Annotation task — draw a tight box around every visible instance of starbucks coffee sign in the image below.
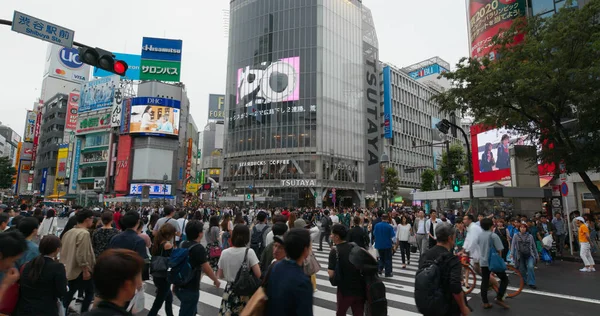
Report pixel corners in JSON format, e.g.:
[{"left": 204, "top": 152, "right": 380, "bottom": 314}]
[{"left": 280, "top": 179, "right": 317, "bottom": 187}]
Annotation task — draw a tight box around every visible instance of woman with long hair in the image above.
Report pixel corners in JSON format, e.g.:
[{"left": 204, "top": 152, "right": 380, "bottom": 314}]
[
  {"left": 147, "top": 224, "right": 176, "bottom": 316},
  {"left": 206, "top": 216, "right": 222, "bottom": 271},
  {"left": 396, "top": 215, "right": 412, "bottom": 268},
  {"left": 14, "top": 235, "right": 67, "bottom": 316},
  {"left": 287, "top": 211, "right": 297, "bottom": 230},
  {"left": 147, "top": 213, "right": 160, "bottom": 241},
  {"left": 92, "top": 211, "right": 119, "bottom": 258},
  {"left": 480, "top": 142, "right": 496, "bottom": 172},
  {"left": 38, "top": 209, "right": 58, "bottom": 238},
  {"left": 221, "top": 214, "right": 232, "bottom": 250}
]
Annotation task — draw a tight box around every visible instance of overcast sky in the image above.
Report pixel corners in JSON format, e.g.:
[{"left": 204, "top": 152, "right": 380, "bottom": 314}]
[{"left": 1, "top": 0, "right": 468, "bottom": 138}]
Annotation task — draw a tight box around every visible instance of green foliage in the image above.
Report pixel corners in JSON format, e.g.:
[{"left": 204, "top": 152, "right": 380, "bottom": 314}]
[
  {"left": 0, "top": 156, "right": 16, "bottom": 189},
  {"left": 382, "top": 167, "right": 400, "bottom": 199},
  {"left": 439, "top": 143, "right": 468, "bottom": 187},
  {"left": 433, "top": 1, "right": 600, "bottom": 205},
  {"left": 421, "top": 169, "right": 437, "bottom": 191}
]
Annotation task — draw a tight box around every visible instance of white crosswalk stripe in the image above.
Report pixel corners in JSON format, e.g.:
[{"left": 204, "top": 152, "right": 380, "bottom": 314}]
[{"left": 139, "top": 242, "right": 471, "bottom": 315}]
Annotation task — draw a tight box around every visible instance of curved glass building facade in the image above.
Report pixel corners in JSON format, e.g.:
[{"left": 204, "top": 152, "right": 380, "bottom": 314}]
[{"left": 223, "top": 0, "right": 381, "bottom": 207}]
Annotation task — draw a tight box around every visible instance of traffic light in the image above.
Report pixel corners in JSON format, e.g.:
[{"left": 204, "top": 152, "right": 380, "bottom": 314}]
[
  {"left": 451, "top": 178, "right": 461, "bottom": 192},
  {"left": 78, "top": 47, "right": 128, "bottom": 76}
]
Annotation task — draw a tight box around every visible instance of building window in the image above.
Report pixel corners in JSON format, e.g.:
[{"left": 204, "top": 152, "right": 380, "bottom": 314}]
[{"left": 532, "top": 0, "right": 555, "bottom": 15}]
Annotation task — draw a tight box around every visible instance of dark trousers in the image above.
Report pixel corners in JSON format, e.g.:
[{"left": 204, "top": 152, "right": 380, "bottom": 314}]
[
  {"left": 377, "top": 248, "right": 393, "bottom": 275},
  {"left": 480, "top": 267, "right": 508, "bottom": 304},
  {"left": 148, "top": 277, "right": 173, "bottom": 316},
  {"left": 336, "top": 291, "right": 365, "bottom": 316},
  {"left": 399, "top": 241, "right": 411, "bottom": 264},
  {"left": 174, "top": 287, "right": 199, "bottom": 316},
  {"left": 63, "top": 273, "right": 94, "bottom": 313},
  {"left": 555, "top": 234, "right": 566, "bottom": 255},
  {"left": 319, "top": 231, "right": 331, "bottom": 249}
]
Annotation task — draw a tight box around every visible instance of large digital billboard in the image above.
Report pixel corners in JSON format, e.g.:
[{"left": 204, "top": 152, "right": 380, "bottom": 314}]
[
  {"left": 236, "top": 56, "right": 300, "bottom": 107},
  {"left": 468, "top": 0, "right": 527, "bottom": 60},
  {"left": 471, "top": 124, "right": 554, "bottom": 183},
  {"left": 129, "top": 97, "right": 181, "bottom": 136}
]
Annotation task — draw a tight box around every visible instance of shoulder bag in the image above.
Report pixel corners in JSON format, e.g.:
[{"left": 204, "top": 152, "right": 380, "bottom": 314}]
[
  {"left": 150, "top": 243, "right": 169, "bottom": 278},
  {"left": 232, "top": 248, "right": 261, "bottom": 296},
  {"left": 488, "top": 234, "right": 507, "bottom": 273},
  {"left": 303, "top": 250, "right": 321, "bottom": 276}
]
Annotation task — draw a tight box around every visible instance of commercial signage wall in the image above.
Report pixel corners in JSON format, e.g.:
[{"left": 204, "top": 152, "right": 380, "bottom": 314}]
[
  {"left": 120, "top": 98, "right": 132, "bottom": 134},
  {"left": 65, "top": 92, "right": 79, "bottom": 131},
  {"left": 114, "top": 135, "right": 132, "bottom": 192},
  {"left": 93, "top": 53, "right": 141, "bottom": 80},
  {"left": 140, "top": 37, "right": 183, "bottom": 82},
  {"left": 111, "top": 88, "right": 123, "bottom": 128},
  {"left": 382, "top": 66, "right": 393, "bottom": 139},
  {"left": 43, "top": 44, "right": 90, "bottom": 83},
  {"left": 71, "top": 138, "right": 81, "bottom": 191},
  {"left": 468, "top": 0, "right": 527, "bottom": 60},
  {"left": 31, "top": 110, "right": 42, "bottom": 169},
  {"left": 79, "top": 76, "right": 120, "bottom": 113},
  {"left": 363, "top": 43, "right": 382, "bottom": 195},
  {"left": 40, "top": 168, "right": 48, "bottom": 195},
  {"left": 23, "top": 110, "right": 37, "bottom": 142},
  {"left": 408, "top": 63, "right": 448, "bottom": 80},
  {"left": 129, "top": 97, "right": 181, "bottom": 136},
  {"left": 236, "top": 56, "right": 300, "bottom": 107},
  {"left": 130, "top": 183, "right": 172, "bottom": 195},
  {"left": 53, "top": 144, "right": 68, "bottom": 194},
  {"left": 77, "top": 111, "right": 111, "bottom": 133},
  {"left": 208, "top": 94, "right": 225, "bottom": 121}
]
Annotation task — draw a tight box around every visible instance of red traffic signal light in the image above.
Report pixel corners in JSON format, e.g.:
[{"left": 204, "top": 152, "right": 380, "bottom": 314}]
[{"left": 78, "top": 46, "right": 128, "bottom": 76}]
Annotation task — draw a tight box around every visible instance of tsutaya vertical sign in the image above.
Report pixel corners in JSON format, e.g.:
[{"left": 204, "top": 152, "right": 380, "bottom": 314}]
[{"left": 363, "top": 42, "right": 381, "bottom": 195}]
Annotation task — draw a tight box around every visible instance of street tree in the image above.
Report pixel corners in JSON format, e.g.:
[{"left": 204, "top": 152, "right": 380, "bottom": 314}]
[
  {"left": 0, "top": 156, "right": 16, "bottom": 189},
  {"left": 421, "top": 169, "right": 437, "bottom": 192},
  {"left": 382, "top": 167, "right": 400, "bottom": 206},
  {"left": 433, "top": 1, "right": 600, "bottom": 206},
  {"left": 439, "top": 143, "right": 468, "bottom": 188}
]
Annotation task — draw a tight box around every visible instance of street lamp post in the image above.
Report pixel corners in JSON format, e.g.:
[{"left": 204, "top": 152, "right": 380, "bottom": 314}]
[
  {"left": 162, "top": 174, "right": 168, "bottom": 206},
  {"left": 435, "top": 119, "right": 475, "bottom": 211},
  {"left": 380, "top": 152, "right": 390, "bottom": 210}
]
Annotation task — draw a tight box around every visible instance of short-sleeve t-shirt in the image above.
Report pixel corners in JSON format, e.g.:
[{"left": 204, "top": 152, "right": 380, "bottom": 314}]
[
  {"left": 154, "top": 217, "right": 181, "bottom": 234},
  {"left": 179, "top": 240, "right": 207, "bottom": 291},
  {"left": 218, "top": 247, "right": 259, "bottom": 283},
  {"left": 477, "top": 231, "right": 504, "bottom": 267},
  {"left": 579, "top": 224, "right": 590, "bottom": 243}
]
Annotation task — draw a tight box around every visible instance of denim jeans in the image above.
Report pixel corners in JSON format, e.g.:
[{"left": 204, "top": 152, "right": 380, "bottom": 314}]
[
  {"left": 148, "top": 277, "right": 173, "bottom": 316},
  {"left": 518, "top": 256, "right": 536, "bottom": 286},
  {"left": 174, "top": 287, "right": 199, "bottom": 316},
  {"left": 377, "top": 248, "right": 393, "bottom": 275}
]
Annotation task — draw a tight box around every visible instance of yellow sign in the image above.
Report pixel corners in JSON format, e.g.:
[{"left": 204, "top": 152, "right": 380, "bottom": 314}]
[
  {"left": 13, "top": 142, "right": 22, "bottom": 184},
  {"left": 186, "top": 183, "right": 200, "bottom": 193},
  {"left": 209, "top": 169, "right": 220, "bottom": 175},
  {"left": 53, "top": 146, "right": 69, "bottom": 194}
]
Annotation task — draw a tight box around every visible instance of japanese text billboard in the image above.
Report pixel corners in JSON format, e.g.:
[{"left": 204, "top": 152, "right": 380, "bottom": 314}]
[
  {"left": 77, "top": 111, "right": 111, "bottom": 134},
  {"left": 65, "top": 92, "right": 79, "bottom": 131},
  {"left": 140, "top": 37, "right": 183, "bottom": 82},
  {"left": 130, "top": 183, "right": 172, "bottom": 195},
  {"left": 53, "top": 144, "right": 68, "bottom": 194},
  {"left": 114, "top": 135, "right": 132, "bottom": 193},
  {"left": 129, "top": 97, "right": 181, "bottom": 136},
  {"left": 468, "top": 0, "right": 526, "bottom": 60},
  {"left": 23, "top": 110, "right": 36, "bottom": 142},
  {"left": 79, "top": 76, "right": 119, "bottom": 113}
]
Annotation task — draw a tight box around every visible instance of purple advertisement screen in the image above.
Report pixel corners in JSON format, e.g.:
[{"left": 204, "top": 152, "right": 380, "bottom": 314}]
[{"left": 236, "top": 56, "right": 300, "bottom": 107}]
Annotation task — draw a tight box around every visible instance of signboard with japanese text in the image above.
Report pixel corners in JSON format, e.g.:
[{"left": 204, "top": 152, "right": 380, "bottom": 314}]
[
  {"left": 31, "top": 110, "right": 42, "bottom": 169},
  {"left": 140, "top": 59, "right": 181, "bottom": 82},
  {"left": 53, "top": 144, "right": 68, "bottom": 194},
  {"left": 71, "top": 139, "right": 81, "bottom": 191},
  {"left": 77, "top": 111, "right": 111, "bottom": 134},
  {"left": 12, "top": 11, "right": 74, "bottom": 47},
  {"left": 65, "top": 92, "right": 79, "bottom": 131},
  {"left": 130, "top": 183, "right": 172, "bottom": 195},
  {"left": 140, "top": 37, "right": 183, "bottom": 82},
  {"left": 23, "top": 111, "right": 37, "bottom": 142},
  {"left": 114, "top": 135, "right": 132, "bottom": 193},
  {"left": 79, "top": 76, "right": 120, "bottom": 113},
  {"left": 468, "top": 0, "right": 527, "bottom": 60},
  {"left": 111, "top": 88, "right": 123, "bottom": 127}
]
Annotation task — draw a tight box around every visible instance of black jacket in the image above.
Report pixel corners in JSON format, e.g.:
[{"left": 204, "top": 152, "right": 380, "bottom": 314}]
[
  {"left": 83, "top": 301, "right": 132, "bottom": 316},
  {"left": 14, "top": 257, "right": 68, "bottom": 316},
  {"left": 347, "top": 226, "right": 368, "bottom": 249}
]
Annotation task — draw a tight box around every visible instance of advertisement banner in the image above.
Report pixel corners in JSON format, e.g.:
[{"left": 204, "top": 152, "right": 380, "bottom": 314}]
[
  {"left": 19, "top": 142, "right": 34, "bottom": 161},
  {"left": 79, "top": 76, "right": 120, "bottom": 113},
  {"left": 186, "top": 138, "right": 193, "bottom": 180},
  {"left": 208, "top": 94, "right": 225, "bottom": 121},
  {"left": 24, "top": 111, "right": 36, "bottom": 142},
  {"left": 77, "top": 111, "right": 111, "bottom": 133},
  {"left": 71, "top": 139, "right": 81, "bottom": 191},
  {"left": 114, "top": 135, "right": 132, "bottom": 192},
  {"left": 141, "top": 37, "right": 183, "bottom": 62},
  {"left": 121, "top": 98, "right": 132, "bottom": 134},
  {"left": 31, "top": 110, "right": 42, "bottom": 169},
  {"left": 236, "top": 56, "right": 300, "bottom": 107},
  {"left": 186, "top": 183, "right": 200, "bottom": 193},
  {"left": 382, "top": 66, "right": 393, "bottom": 139},
  {"left": 65, "top": 92, "right": 79, "bottom": 131},
  {"left": 129, "top": 97, "right": 181, "bottom": 136},
  {"left": 111, "top": 88, "right": 123, "bottom": 127},
  {"left": 130, "top": 183, "right": 172, "bottom": 195},
  {"left": 139, "top": 59, "right": 181, "bottom": 82},
  {"left": 53, "top": 144, "right": 69, "bottom": 194},
  {"left": 468, "top": 0, "right": 526, "bottom": 60},
  {"left": 93, "top": 53, "right": 141, "bottom": 80},
  {"left": 408, "top": 63, "right": 448, "bottom": 80},
  {"left": 40, "top": 168, "right": 48, "bottom": 195},
  {"left": 43, "top": 44, "right": 90, "bottom": 83}
]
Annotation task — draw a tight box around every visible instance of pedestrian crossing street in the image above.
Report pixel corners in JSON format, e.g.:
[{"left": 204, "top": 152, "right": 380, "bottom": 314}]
[{"left": 139, "top": 242, "right": 477, "bottom": 315}]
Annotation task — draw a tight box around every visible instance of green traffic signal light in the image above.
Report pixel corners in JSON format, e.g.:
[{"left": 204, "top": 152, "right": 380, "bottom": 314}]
[{"left": 451, "top": 179, "right": 460, "bottom": 192}]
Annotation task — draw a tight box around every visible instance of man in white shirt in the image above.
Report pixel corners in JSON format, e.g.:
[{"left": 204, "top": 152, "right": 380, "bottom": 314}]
[
  {"left": 425, "top": 210, "right": 443, "bottom": 249},
  {"left": 330, "top": 209, "right": 340, "bottom": 224},
  {"left": 413, "top": 211, "right": 429, "bottom": 256},
  {"left": 176, "top": 210, "right": 188, "bottom": 245},
  {"left": 462, "top": 214, "right": 483, "bottom": 267}
]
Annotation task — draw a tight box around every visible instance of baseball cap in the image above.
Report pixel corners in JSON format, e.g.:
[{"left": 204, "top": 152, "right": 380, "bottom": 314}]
[
  {"left": 273, "top": 235, "right": 284, "bottom": 244},
  {"left": 575, "top": 216, "right": 586, "bottom": 223},
  {"left": 294, "top": 219, "right": 309, "bottom": 229}
]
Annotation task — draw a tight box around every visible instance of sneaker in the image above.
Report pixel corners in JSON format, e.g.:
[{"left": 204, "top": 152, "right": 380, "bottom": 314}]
[
  {"left": 591, "top": 268, "right": 596, "bottom": 272},
  {"left": 579, "top": 267, "right": 590, "bottom": 272},
  {"left": 401, "top": 264, "right": 406, "bottom": 269},
  {"left": 529, "top": 285, "right": 537, "bottom": 290}
]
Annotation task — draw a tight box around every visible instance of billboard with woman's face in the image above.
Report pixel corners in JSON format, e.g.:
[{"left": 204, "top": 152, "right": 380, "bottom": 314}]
[{"left": 128, "top": 97, "right": 181, "bottom": 136}]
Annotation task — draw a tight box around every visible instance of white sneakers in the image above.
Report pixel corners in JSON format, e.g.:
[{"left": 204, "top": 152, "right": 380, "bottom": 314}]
[{"left": 579, "top": 267, "right": 596, "bottom": 272}]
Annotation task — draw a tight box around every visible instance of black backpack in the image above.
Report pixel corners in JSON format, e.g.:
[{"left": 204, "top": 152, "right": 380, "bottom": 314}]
[
  {"left": 414, "top": 253, "right": 451, "bottom": 316},
  {"left": 250, "top": 225, "right": 269, "bottom": 257},
  {"left": 365, "top": 274, "right": 387, "bottom": 316}
]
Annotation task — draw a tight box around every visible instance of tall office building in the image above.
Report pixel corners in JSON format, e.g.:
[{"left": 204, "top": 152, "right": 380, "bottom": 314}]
[{"left": 221, "top": 0, "right": 381, "bottom": 207}]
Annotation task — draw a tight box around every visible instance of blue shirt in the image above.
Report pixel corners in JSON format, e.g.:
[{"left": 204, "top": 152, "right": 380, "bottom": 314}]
[
  {"left": 108, "top": 229, "right": 148, "bottom": 259},
  {"left": 16, "top": 240, "right": 40, "bottom": 268},
  {"left": 266, "top": 260, "right": 313, "bottom": 316},
  {"left": 373, "top": 222, "right": 394, "bottom": 250}
]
